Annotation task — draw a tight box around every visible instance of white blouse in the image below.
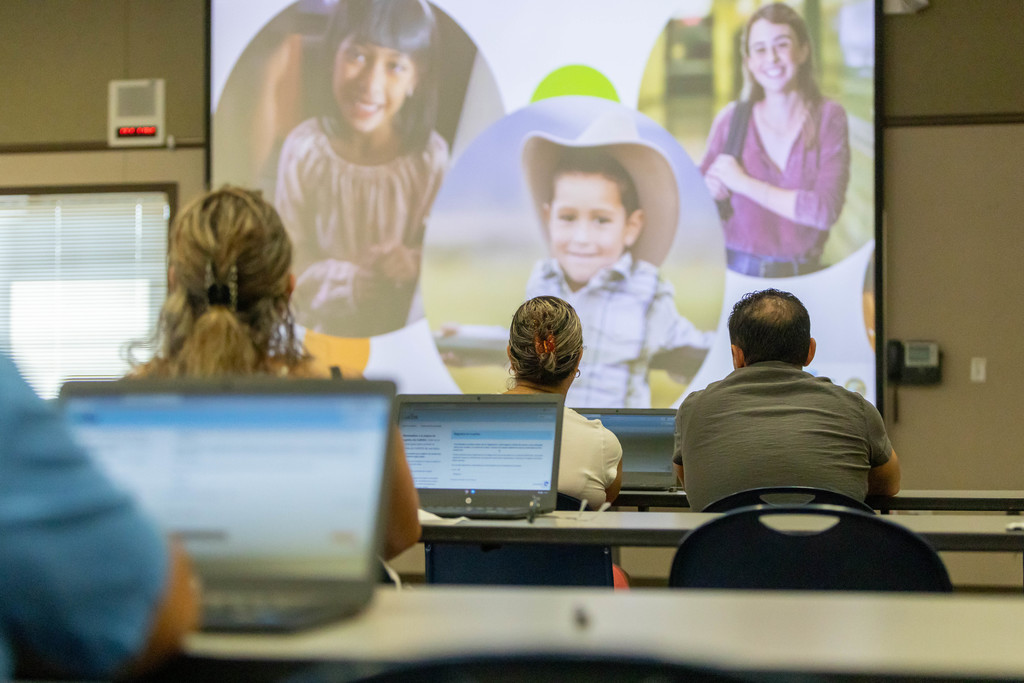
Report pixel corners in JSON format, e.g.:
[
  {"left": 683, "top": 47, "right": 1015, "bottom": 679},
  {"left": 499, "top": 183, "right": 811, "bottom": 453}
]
[{"left": 557, "top": 407, "right": 622, "bottom": 510}]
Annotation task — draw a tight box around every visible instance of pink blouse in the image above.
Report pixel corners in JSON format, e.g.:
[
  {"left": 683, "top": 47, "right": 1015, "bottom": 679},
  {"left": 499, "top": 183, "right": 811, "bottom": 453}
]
[
  {"left": 700, "top": 99, "right": 851, "bottom": 263},
  {"left": 274, "top": 118, "right": 448, "bottom": 337}
]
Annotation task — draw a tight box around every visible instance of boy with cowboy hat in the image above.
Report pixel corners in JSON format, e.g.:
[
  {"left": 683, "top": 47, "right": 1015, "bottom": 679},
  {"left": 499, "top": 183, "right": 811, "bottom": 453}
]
[{"left": 522, "top": 109, "right": 715, "bottom": 408}]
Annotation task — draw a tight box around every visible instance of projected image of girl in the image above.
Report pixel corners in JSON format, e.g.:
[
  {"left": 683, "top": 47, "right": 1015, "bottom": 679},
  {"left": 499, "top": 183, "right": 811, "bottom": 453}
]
[
  {"left": 275, "top": 0, "right": 448, "bottom": 338},
  {"left": 701, "top": 2, "right": 851, "bottom": 278}
]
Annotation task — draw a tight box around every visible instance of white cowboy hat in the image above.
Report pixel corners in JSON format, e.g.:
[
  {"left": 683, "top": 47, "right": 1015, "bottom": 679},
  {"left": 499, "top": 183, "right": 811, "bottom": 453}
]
[{"left": 521, "top": 109, "right": 679, "bottom": 267}]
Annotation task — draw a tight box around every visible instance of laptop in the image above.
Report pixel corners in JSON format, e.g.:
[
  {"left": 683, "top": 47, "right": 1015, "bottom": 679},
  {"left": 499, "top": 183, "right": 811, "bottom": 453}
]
[
  {"left": 574, "top": 408, "right": 678, "bottom": 490},
  {"left": 59, "top": 377, "right": 395, "bottom": 633},
  {"left": 397, "top": 394, "right": 563, "bottom": 519}
]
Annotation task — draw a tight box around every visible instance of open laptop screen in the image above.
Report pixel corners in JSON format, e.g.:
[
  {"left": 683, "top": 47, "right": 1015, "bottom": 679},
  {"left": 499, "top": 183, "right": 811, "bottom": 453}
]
[
  {"left": 61, "top": 379, "right": 394, "bottom": 582},
  {"left": 398, "top": 395, "right": 561, "bottom": 494},
  {"left": 575, "top": 408, "right": 676, "bottom": 477}
]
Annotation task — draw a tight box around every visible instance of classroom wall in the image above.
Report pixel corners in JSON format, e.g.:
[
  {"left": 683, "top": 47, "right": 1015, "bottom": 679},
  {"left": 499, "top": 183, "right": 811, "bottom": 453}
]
[
  {"left": 0, "top": 0, "right": 206, "bottom": 147},
  {"left": 882, "top": 124, "right": 1024, "bottom": 491},
  {"left": 1, "top": 0, "right": 1021, "bottom": 583},
  {"left": 879, "top": 0, "right": 1024, "bottom": 495}
]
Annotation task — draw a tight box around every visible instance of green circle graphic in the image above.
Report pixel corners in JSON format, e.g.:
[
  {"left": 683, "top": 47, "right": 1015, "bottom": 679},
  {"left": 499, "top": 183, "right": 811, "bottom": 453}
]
[{"left": 530, "top": 65, "right": 620, "bottom": 103}]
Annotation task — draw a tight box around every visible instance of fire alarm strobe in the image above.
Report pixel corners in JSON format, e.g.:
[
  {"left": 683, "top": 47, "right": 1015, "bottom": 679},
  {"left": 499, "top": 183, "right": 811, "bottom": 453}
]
[{"left": 108, "top": 79, "right": 165, "bottom": 147}]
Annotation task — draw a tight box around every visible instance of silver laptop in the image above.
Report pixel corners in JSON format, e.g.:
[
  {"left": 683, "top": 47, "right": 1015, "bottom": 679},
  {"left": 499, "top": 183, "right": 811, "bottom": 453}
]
[
  {"left": 59, "top": 377, "right": 395, "bottom": 632},
  {"left": 397, "top": 394, "right": 563, "bottom": 519},
  {"left": 574, "top": 408, "right": 678, "bottom": 490}
]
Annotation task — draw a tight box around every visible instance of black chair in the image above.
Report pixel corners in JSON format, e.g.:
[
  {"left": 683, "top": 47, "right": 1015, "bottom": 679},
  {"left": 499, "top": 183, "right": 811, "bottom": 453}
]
[
  {"left": 345, "top": 653, "right": 750, "bottom": 683},
  {"left": 669, "top": 504, "right": 952, "bottom": 592},
  {"left": 555, "top": 492, "right": 587, "bottom": 511},
  {"left": 703, "top": 485, "right": 875, "bottom": 513},
  {"left": 424, "top": 493, "right": 614, "bottom": 587}
]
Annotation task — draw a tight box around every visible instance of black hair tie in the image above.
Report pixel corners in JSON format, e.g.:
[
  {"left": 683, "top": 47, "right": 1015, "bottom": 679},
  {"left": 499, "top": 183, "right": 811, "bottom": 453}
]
[
  {"left": 207, "top": 282, "right": 232, "bottom": 307},
  {"left": 204, "top": 262, "right": 238, "bottom": 310}
]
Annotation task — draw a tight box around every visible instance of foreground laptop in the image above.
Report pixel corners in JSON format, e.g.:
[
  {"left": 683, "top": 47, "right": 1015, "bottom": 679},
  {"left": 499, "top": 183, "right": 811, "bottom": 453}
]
[
  {"left": 60, "top": 377, "right": 395, "bottom": 632},
  {"left": 574, "top": 408, "right": 678, "bottom": 490},
  {"left": 397, "top": 394, "right": 563, "bottom": 519}
]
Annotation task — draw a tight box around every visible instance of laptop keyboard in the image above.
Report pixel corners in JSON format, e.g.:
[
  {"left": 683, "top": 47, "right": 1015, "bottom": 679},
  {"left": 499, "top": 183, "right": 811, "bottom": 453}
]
[
  {"left": 622, "top": 482, "right": 678, "bottom": 491},
  {"left": 202, "top": 589, "right": 342, "bottom": 632},
  {"left": 427, "top": 506, "right": 534, "bottom": 520}
]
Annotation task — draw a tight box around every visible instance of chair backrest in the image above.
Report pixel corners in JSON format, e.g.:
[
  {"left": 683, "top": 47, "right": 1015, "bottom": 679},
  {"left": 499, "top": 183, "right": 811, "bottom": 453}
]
[
  {"left": 556, "top": 492, "right": 586, "bottom": 511},
  {"left": 351, "top": 653, "right": 748, "bottom": 682},
  {"left": 669, "top": 504, "right": 952, "bottom": 592},
  {"left": 425, "top": 543, "right": 614, "bottom": 587},
  {"left": 702, "top": 486, "right": 875, "bottom": 513}
]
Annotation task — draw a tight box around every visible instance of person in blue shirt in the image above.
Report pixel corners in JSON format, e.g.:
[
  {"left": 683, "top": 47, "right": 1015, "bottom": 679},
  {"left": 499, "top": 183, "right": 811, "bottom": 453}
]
[{"left": 0, "top": 353, "right": 199, "bottom": 679}]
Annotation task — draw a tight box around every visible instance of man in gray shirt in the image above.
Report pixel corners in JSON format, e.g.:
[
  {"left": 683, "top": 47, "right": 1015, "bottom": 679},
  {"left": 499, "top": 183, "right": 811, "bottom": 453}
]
[{"left": 673, "top": 289, "right": 900, "bottom": 511}]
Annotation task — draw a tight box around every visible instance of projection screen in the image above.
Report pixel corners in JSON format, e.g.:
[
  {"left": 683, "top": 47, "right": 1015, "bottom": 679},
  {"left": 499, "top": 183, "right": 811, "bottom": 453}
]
[{"left": 211, "top": 0, "right": 880, "bottom": 409}]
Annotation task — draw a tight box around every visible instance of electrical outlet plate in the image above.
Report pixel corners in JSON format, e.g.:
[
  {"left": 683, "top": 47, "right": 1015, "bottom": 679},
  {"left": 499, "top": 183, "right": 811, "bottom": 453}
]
[{"left": 970, "top": 357, "right": 986, "bottom": 383}]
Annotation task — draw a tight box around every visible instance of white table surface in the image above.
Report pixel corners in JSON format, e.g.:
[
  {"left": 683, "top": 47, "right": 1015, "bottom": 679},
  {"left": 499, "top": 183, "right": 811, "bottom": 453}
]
[{"left": 188, "top": 586, "right": 1024, "bottom": 679}]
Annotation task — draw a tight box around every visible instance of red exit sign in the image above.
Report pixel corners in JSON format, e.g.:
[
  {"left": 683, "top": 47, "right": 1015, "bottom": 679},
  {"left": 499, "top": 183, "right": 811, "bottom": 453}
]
[{"left": 117, "top": 125, "right": 158, "bottom": 137}]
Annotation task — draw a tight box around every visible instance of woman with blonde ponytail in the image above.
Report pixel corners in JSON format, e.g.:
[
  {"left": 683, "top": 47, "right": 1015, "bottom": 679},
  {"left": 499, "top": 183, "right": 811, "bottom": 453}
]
[
  {"left": 505, "top": 296, "right": 622, "bottom": 510},
  {"left": 134, "top": 185, "right": 320, "bottom": 379},
  {"left": 131, "top": 186, "right": 420, "bottom": 558}
]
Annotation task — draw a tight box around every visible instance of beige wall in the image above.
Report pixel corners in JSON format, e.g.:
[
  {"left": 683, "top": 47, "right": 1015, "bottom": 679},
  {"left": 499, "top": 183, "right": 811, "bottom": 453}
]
[
  {"left": 0, "top": 0, "right": 206, "bottom": 146},
  {"left": 878, "top": 0, "right": 1023, "bottom": 496},
  {"left": 0, "top": 0, "right": 207, "bottom": 202},
  {"left": 0, "top": 148, "right": 205, "bottom": 206},
  {"left": 1, "top": 0, "right": 1021, "bottom": 583},
  {"left": 881, "top": 0, "right": 1024, "bottom": 119},
  {"left": 883, "top": 124, "right": 1024, "bottom": 491}
]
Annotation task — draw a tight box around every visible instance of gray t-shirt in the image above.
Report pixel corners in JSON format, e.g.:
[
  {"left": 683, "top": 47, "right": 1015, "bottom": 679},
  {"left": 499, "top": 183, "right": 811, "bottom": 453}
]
[{"left": 674, "top": 361, "right": 892, "bottom": 511}]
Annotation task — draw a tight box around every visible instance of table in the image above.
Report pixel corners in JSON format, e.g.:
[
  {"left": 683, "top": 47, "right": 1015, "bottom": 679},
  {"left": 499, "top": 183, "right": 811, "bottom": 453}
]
[
  {"left": 612, "top": 489, "right": 1024, "bottom": 513},
  {"left": 870, "top": 490, "right": 1024, "bottom": 514},
  {"left": 186, "top": 587, "right": 1024, "bottom": 681},
  {"left": 420, "top": 510, "right": 1024, "bottom": 553}
]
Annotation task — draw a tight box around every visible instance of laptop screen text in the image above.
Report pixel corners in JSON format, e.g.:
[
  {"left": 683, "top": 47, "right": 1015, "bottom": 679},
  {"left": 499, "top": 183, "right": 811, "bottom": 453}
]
[{"left": 400, "top": 402, "right": 557, "bottom": 492}]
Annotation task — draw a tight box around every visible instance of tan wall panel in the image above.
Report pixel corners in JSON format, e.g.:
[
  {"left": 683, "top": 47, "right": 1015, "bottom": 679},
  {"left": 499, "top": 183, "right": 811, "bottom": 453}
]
[
  {"left": 882, "top": 0, "right": 1024, "bottom": 118},
  {"left": 0, "top": 1, "right": 128, "bottom": 144},
  {"left": 126, "top": 0, "right": 206, "bottom": 142},
  {"left": 0, "top": 148, "right": 206, "bottom": 207},
  {"left": 0, "top": 0, "right": 206, "bottom": 146},
  {"left": 882, "top": 124, "right": 1024, "bottom": 491}
]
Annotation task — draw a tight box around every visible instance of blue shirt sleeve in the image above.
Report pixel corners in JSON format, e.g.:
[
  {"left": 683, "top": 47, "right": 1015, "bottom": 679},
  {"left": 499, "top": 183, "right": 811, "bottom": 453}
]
[{"left": 0, "top": 355, "right": 168, "bottom": 679}]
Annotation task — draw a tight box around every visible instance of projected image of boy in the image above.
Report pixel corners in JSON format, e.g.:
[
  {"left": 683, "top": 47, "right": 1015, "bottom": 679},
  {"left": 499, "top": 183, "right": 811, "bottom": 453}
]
[
  {"left": 520, "top": 112, "right": 716, "bottom": 408},
  {"left": 275, "top": 0, "right": 448, "bottom": 339}
]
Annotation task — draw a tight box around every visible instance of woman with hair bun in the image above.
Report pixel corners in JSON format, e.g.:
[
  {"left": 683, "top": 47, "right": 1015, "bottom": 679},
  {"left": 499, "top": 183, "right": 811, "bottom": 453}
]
[
  {"left": 504, "top": 296, "right": 622, "bottom": 510},
  {"left": 131, "top": 186, "right": 420, "bottom": 559}
]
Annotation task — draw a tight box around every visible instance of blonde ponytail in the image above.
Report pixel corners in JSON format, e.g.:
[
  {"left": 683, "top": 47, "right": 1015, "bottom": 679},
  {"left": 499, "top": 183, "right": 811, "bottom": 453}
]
[
  {"left": 176, "top": 307, "right": 259, "bottom": 377},
  {"left": 133, "top": 186, "right": 308, "bottom": 378}
]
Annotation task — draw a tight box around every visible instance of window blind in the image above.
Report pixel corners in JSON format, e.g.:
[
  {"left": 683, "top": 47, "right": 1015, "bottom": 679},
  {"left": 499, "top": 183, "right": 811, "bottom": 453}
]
[{"left": 0, "top": 190, "right": 170, "bottom": 398}]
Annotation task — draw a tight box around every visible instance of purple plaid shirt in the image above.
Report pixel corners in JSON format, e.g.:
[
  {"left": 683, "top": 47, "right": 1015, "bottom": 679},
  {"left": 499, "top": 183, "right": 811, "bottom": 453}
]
[{"left": 701, "top": 99, "right": 851, "bottom": 262}]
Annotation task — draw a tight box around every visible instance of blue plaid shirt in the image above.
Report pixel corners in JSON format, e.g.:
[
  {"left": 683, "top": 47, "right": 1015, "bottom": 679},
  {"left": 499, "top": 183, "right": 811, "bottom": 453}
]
[{"left": 526, "top": 252, "right": 714, "bottom": 408}]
